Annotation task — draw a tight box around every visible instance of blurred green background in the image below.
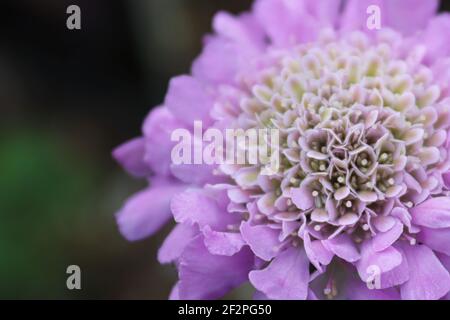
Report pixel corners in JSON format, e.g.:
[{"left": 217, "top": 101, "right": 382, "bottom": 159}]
[
  {"left": 0, "top": 0, "right": 449, "bottom": 299},
  {"left": 0, "top": 0, "right": 252, "bottom": 299}
]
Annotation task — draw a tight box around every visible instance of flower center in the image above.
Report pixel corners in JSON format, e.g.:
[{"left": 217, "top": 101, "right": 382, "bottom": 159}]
[{"left": 220, "top": 30, "right": 447, "bottom": 242}]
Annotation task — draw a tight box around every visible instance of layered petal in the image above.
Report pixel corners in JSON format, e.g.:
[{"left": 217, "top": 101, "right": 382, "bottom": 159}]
[
  {"left": 112, "top": 138, "right": 151, "bottom": 178},
  {"left": 158, "top": 223, "right": 199, "bottom": 264},
  {"left": 143, "top": 107, "right": 186, "bottom": 176},
  {"left": 410, "top": 197, "right": 450, "bottom": 228},
  {"left": 356, "top": 241, "right": 405, "bottom": 288},
  {"left": 253, "top": 0, "right": 340, "bottom": 46},
  {"left": 203, "top": 225, "right": 246, "bottom": 256},
  {"left": 341, "top": 0, "right": 439, "bottom": 36},
  {"left": 178, "top": 236, "right": 254, "bottom": 299},
  {"left": 323, "top": 233, "right": 360, "bottom": 263},
  {"left": 400, "top": 244, "right": 450, "bottom": 300},
  {"left": 241, "top": 222, "right": 281, "bottom": 261},
  {"left": 164, "top": 76, "right": 214, "bottom": 127},
  {"left": 249, "top": 247, "right": 310, "bottom": 300},
  {"left": 417, "top": 227, "right": 450, "bottom": 256},
  {"left": 171, "top": 188, "right": 239, "bottom": 231},
  {"left": 116, "top": 177, "right": 185, "bottom": 241}
]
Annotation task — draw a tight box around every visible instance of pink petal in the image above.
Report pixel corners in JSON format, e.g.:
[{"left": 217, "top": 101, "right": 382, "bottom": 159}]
[
  {"left": 143, "top": 107, "right": 185, "bottom": 176},
  {"left": 341, "top": 0, "right": 439, "bottom": 36},
  {"left": 112, "top": 138, "right": 151, "bottom": 178},
  {"left": 164, "top": 76, "right": 213, "bottom": 127},
  {"left": 357, "top": 242, "right": 403, "bottom": 284},
  {"left": 410, "top": 197, "right": 450, "bottom": 228},
  {"left": 423, "top": 14, "right": 450, "bottom": 63},
  {"left": 116, "top": 178, "right": 185, "bottom": 241},
  {"left": 178, "top": 236, "right": 254, "bottom": 300},
  {"left": 304, "top": 232, "right": 333, "bottom": 271},
  {"left": 323, "top": 233, "right": 360, "bottom": 262},
  {"left": 249, "top": 247, "right": 310, "bottom": 300},
  {"left": 203, "top": 225, "right": 246, "bottom": 256},
  {"left": 371, "top": 218, "right": 404, "bottom": 252},
  {"left": 240, "top": 222, "right": 281, "bottom": 261},
  {"left": 158, "top": 223, "right": 199, "bottom": 264},
  {"left": 171, "top": 188, "right": 239, "bottom": 232},
  {"left": 291, "top": 186, "right": 314, "bottom": 211},
  {"left": 170, "top": 163, "right": 224, "bottom": 186},
  {"left": 400, "top": 244, "right": 450, "bottom": 300},
  {"left": 417, "top": 227, "right": 450, "bottom": 256}
]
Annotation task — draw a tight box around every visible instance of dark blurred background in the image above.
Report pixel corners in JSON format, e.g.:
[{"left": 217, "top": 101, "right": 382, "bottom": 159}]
[{"left": 0, "top": 0, "right": 449, "bottom": 299}]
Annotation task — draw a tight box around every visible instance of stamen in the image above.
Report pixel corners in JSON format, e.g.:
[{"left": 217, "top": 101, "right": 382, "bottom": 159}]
[{"left": 345, "top": 200, "right": 353, "bottom": 208}]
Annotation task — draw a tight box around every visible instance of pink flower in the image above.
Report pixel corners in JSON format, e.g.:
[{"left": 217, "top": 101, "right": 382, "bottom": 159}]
[{"left": 114, "top": 0, "right": 450, "bottom": 300}]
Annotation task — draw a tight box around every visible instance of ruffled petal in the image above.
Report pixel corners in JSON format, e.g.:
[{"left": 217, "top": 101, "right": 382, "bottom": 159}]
[
  {"left": 344, "top": 275, "right": 401, "bottom": 300},
  {"left": 178, "top": 236, "right": 254, "bottom": 300},
  {"left": 410, "top": 197, "right": 450, "bottom": 228},
  {"left": 170, "top": 163, "right": 225, "bottom": 186},
  {"left": 249, "top": 247, "right": 310, "bottom": 300},
  {"left": 341, "top": 0, "right": 439, "bottom": 36},
  {"left": 203, "top": 225, "right": 246, "bottom": 256},
  {"left": 357, "top": 242, "right": 403, "bottom": 285},
  {"left": 400, "top": 244, "right": 450, "bottom": 300},
  {"left": 291, "top": 186, "right": 314, "bottom": 211},
  {"left": 323, "top": 233, "right": 361, "bottom": 263},
  {"left": 422, "top": 14, "right": 450, "bottom": 63},
  {"left": 304, "top": 232, "right": 333, "bottom": 271},
  {"left": 171, "top": 188, "right": 239, "bottom": 231},
  {"left": 164, "top": 75, "right": 214, "bottom": 127},
  {"left": 240, "top": 222, "right": 281, "bottom": 261},
  {"left": 371, "top": 218, "right": 404, "bottom": 252},
  {"left": 192, "top": 37, "right": 240, "bottom": 85},
  {"left": 116, "top": 177, "right": 185, "bottom": 241},
  {"left": 417, "top": 227, "right": 450, "bottom": 256},
  {"left": 213, "top": 11, "right": 265, "bottom": 49},
  {"left": 112, "top": 138, "right": 151, "bottom": 178},
  {"left": 142, "top": 107, "right": 186, "bottom": 176},
  {"left": 253, "top": 0, "right": 321, "bottom": 46},
  {"left": 158, "top": 223, "right": 199, "bottom": 264}
]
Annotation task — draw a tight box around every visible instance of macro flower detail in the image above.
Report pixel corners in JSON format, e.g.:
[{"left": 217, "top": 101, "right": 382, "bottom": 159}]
[{"left": 114, "top": 0, "right": 450, "bottom": 300}]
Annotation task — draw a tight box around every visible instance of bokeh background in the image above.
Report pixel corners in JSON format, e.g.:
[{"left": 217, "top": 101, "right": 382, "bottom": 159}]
[{"left": 1, "top": 0, "right": 449, "bottom": 299}]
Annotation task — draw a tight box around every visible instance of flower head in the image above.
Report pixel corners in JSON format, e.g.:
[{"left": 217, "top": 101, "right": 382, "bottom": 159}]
[{"left": 114, "top": 0, "right": 450, "bottom": 300}]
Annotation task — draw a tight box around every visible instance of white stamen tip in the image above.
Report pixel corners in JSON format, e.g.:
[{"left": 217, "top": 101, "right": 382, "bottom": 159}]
[
  {"left": 363, "top": 224, "right": 370, "bottom": 231},
  {"left": 312, "top": 191, "right": 320, "bottom": 197},
  {"left": 346, "top": 201, "right": 353, "bottom": 208},
  {"left": 314, "top": 225, "right": 322, "bottom": 232}
]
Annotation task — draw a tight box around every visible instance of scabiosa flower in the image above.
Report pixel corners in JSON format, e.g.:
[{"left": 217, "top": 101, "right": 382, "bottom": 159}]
[{"left": 113, "top": 0, "right": 450, "bottom": 300}]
